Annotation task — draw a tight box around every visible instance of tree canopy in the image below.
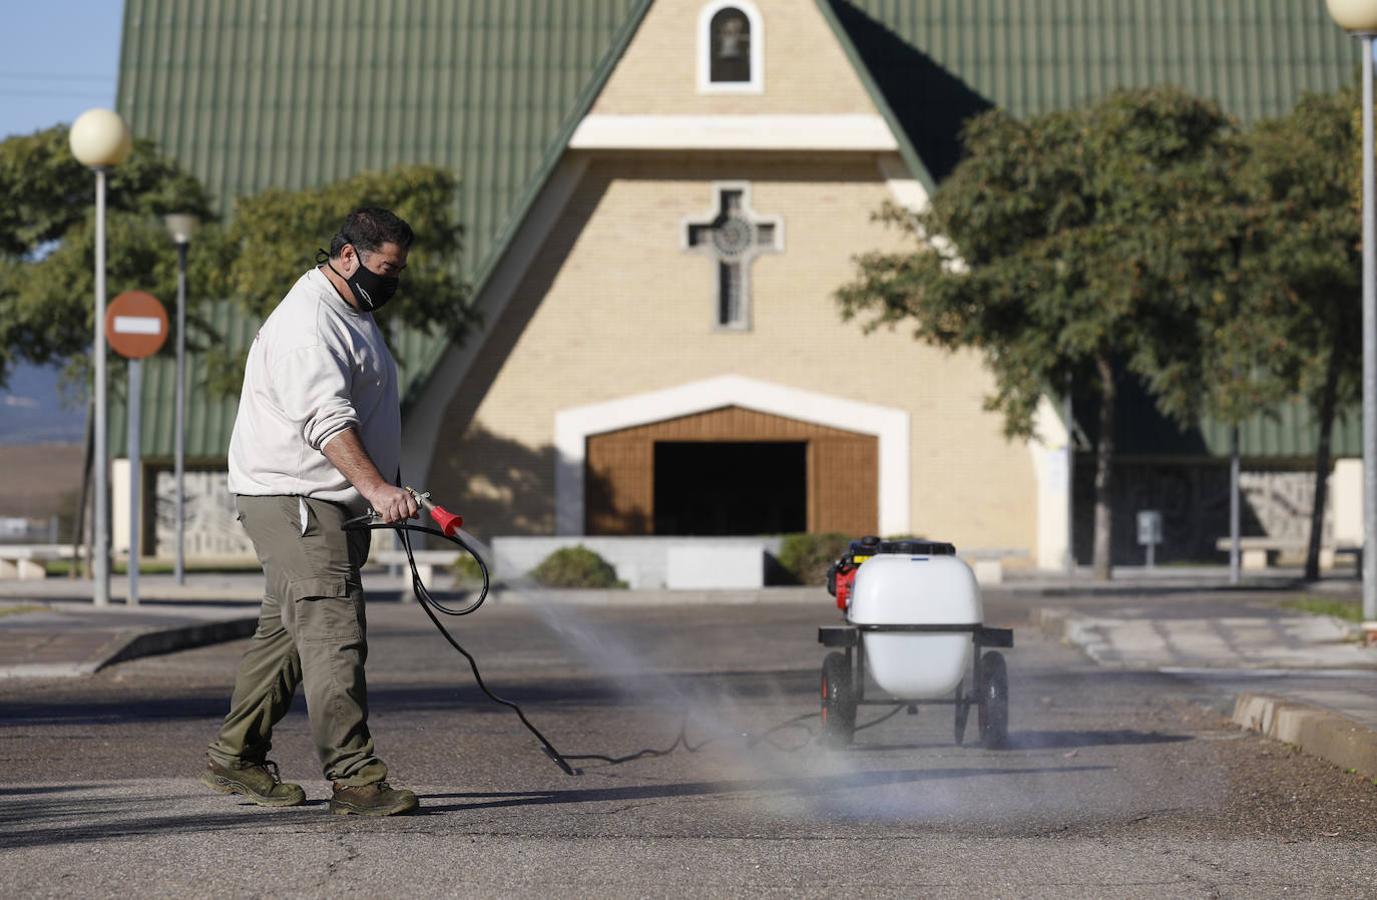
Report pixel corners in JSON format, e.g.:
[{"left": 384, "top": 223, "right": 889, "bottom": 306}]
[
  {"left": 218, "top": 165, "right": 474, "bottom": 339},
  {"left": 0, "top": 126, "right": 213, "bottom": 385},
  {"left": 0, "top": 125, "right": 475, "bottom": 393},
  {"left": 1237, "top": 87, "right": 1364, "bottom": 577},
  {"left": 839, "top": 86, "right": 1247, "bottom": 436},
  {"left": 837, "top": 87, "right": 1254, "bottom": 577}
]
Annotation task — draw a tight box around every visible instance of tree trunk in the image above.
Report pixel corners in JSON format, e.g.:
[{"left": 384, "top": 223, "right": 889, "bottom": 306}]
[
  {"left": 1093, "top": 355, "right": 1116, "bottom": 581},
  {"left": 1304, "top": 346, "right": 1342, "bottom": 581},
  {"left": 71, "top": 398, "right": 94, "bottom": 579}
]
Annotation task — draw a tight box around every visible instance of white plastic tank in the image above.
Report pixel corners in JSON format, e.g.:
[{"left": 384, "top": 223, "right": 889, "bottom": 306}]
[{"left": 847, "top": 545, "right": 982, "bottom": 698}]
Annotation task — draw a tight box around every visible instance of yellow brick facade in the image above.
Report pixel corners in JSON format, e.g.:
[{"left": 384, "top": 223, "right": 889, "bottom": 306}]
[
  {"left": 590, "top": 0, "right": 877, "bottom": 115},
  {"left": 428, "top": 153, "right": 1041, "bottom": 557}
]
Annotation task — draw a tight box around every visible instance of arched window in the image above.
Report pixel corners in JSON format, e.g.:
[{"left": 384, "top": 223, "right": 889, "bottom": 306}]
[
  {"left": 709, "top": 8, "right": 751, "bottom": 83},
  {"left": 698, "top": 1, "right": 763, "bottom": 94}
]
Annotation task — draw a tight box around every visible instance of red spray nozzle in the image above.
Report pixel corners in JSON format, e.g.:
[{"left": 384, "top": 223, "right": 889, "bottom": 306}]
[
  {"left": 407, "top": 487, "right": 463, "bottom": 537},
  {"left": 429, "top": 504, "right": 463, "bottom": 537}
]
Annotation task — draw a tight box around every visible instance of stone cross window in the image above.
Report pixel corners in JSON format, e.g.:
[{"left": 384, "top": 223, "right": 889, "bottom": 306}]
[{"left": 682, "top": 182, "right": 782, "bottom": 330}]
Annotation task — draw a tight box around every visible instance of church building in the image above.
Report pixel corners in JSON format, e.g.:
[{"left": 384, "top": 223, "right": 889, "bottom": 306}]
[{"left": 112, "top": 1, "right": 1359, "bottom": 574}]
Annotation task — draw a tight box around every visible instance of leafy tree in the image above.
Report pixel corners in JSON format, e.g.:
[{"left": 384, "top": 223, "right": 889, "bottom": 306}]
[
  {"left": 207, "top": 165, "right": 477, "bottom": 391},
  {"left": 837, "top": 88, "right": 1246, "bottom": 579},
  {"left": 1, "top": 123, "right": 475, "bottom": 394},
  {"left": 0, "top": 125, "right": 215, "bottom": 386},
  {"left": 1239, "top": 88, "right": 1363, "bottom": 579}
]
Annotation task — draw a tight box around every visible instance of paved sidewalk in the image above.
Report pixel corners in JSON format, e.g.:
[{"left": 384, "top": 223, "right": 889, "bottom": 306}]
[
  {"left": 0, "top": 573, "right": 267, "bottom": 603},
  {"left": 1038, "top": 596, "right": 1377, "bottom": 777},
  {"left": 0, "top": 569, "right": 828, "bottom": 679}
]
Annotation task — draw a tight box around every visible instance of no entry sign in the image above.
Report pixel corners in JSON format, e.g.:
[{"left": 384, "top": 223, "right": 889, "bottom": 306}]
[{"left": 105, "top": 291, "right": 168, "bottom": 359}]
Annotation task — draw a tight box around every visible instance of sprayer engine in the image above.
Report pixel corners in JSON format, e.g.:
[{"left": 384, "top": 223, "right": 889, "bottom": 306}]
[{"left": 824, "top": 535, "right": 882, "bottom": 611}]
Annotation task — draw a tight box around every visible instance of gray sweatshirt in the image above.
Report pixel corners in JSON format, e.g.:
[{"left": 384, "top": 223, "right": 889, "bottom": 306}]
[{"left": 227, "top": 267, "right": 400, "bottom": 511}]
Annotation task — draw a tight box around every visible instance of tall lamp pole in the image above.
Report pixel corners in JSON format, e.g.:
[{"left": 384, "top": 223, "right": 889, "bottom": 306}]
[
  {"left": 69, "top": 109, "right": 132, "bottom": 608},
  {"left": 1327, "top": 1, "right": 1377, "bottom": 626},
  {"left": 164, "top": 214, "right": 198, "bottom": 586}
]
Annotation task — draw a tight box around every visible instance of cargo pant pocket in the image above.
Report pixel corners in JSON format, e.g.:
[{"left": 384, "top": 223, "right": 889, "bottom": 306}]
[{"left": 286, "top": 577, "right": 364, "bottom": 645}]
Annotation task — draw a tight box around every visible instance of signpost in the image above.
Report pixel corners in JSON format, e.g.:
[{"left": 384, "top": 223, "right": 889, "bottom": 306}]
[
  {"left": 105, "top": 291, "right": 168, "bottom": 607},
  {"left": 1137, "top": 510, "right": 1163, "bottom": 570}
]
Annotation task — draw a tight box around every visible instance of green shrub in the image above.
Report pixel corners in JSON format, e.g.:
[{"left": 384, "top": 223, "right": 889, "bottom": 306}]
[
  {"left": 776, "top": 532, "right": 852, "bottom": 586},
  {"left": 530, "top": 545, "right": 626, "bottom": 589}
]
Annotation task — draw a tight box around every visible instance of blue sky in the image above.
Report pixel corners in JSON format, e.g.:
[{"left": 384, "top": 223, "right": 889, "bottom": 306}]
[
  {"left": 1, "top": 1, "right": 123, "bottom": 141},
  {"left": 1, "top": 2, "right": 124, "bottom": 443}
]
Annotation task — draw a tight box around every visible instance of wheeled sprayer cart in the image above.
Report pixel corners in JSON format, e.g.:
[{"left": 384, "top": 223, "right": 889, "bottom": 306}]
[{"left": 818, "top": 538, "right": 1014, "bottom": 749}]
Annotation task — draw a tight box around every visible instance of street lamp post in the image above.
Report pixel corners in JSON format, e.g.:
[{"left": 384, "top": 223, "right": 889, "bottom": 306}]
[
  {"left": 69, "top": 109, "right": 132, "bottom": 608},
  {"left": 163, "top": 214, "right": 198, "bottom": 586},
  {"left": 1327, "top": 0, "right": 1377, "bottom": 625}
]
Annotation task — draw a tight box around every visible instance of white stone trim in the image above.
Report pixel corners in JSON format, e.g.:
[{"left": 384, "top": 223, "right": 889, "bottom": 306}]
[
  {"left": 877, "top": 155, "right": 930, "bottom": 210},
  {"left": 569, "top": 114, "right": 898, "bottom": 151},
  {"left": 697, "top": 0, "right": 764, "bottom": 94},
  {"left": 875, "top": 156, "right": 969, "bottom": 272},
  {"left": 1028, "top": 396, "right": 1071, "bottom": 570},
  {"left": 400, "top": 157, "right": 591, "bottom": 489},
  {"left": 554, "top": 374, "right": 910, "bottom": 536}
]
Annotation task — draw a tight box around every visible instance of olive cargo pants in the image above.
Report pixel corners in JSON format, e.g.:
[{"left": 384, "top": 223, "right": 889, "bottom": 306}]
[{"left": 207, "top": 495, "right": 387, "bottom": 786}]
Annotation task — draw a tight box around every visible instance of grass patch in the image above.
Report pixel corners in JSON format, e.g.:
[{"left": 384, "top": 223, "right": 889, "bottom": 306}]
[
  {"left": 44, "top": 559, "right": 262, "bottom": 577},
  {"left": 1279, "top": 595, "right": 1363, "bottom": 623},
  {"left": 0, "top": 604, "right": 45, "bottom": 619}
]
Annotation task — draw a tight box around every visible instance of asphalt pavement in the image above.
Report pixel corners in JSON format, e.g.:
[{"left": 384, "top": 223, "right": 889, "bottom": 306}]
[{"left": 1, "top": 591, "right": 1376, "bottom": 897}]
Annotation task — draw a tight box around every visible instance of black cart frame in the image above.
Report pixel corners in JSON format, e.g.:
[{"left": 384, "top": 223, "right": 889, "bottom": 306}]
[{"left": 818, "top": 622, "right": 1014, "bottom": 748}]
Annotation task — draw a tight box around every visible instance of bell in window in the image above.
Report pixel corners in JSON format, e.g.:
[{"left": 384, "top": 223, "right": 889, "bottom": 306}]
[{"left": 710, "top": 8, "right": 751, "bottom": 83}]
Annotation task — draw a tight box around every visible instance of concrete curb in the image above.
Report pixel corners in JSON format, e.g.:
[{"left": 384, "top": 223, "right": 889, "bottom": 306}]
[
  {"left": 96, "top": 617, "right": 258, "bottom": 671},
  {"left": 1037, "top": 605, "right": 1377, "bottom": 778},
  {"left": 0, "top": 616, "right": 257, "bottom": 680},
  {"left": 1232, "top": 692, "right": 1377, "bottom": 779}
]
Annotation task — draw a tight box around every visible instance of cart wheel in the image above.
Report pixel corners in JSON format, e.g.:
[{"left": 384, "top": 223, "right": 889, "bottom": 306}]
[
  {"left": 977, "top": 651, "right": 1009, "bottom": 750},
  {"left": 820, "top": 651, "right": 856, "bottom": 747},
  {"left": 953, "top": 679, "right": 970, "bottom": 746}
]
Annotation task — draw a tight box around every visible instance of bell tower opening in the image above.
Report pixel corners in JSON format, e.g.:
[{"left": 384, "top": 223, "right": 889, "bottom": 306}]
[{"left": 652, "top": 441, "right": 806, "bottom": 535}]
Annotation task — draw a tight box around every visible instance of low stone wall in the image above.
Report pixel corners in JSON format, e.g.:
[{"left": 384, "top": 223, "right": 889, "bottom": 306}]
[{"left": 490, "top": 535, "right": 784, "bottom": 589}]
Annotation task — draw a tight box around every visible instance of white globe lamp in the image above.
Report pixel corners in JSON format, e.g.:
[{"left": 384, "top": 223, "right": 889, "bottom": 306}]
[{"left": 69, "top": 108, "right": 132, "bottom": 169}]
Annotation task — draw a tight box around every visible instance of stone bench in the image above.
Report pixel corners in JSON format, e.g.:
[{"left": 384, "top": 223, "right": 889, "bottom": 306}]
[
  {"left": 958, "top": 548, "right": 1030, "bottom": 586},
  {"left": 0, "top": 544, "right": 81, "bottom": 580},
  {"left": 371, "top": 549, "right": 463, "bottom": 602},
  {"left": 1213, "top": 537, "right": 1358, "bottom": 571}
]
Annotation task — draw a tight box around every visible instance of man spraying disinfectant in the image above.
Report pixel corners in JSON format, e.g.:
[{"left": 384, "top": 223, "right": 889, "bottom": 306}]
[{"left": 200, "top": 208, "right": 422, "bottom": 817}]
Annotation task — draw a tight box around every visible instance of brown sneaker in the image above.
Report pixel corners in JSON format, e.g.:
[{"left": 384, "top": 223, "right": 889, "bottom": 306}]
[
  {"left": 200, "top": 759, "right": 306, "bottom": 807},
  {"left": 328, "top": 781, "right": 419, "bottom": 817}
]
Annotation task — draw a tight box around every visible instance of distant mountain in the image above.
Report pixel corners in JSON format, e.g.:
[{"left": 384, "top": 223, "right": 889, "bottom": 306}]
[{"left": 0, "top": 363, "right": 86, "bottom": 445}]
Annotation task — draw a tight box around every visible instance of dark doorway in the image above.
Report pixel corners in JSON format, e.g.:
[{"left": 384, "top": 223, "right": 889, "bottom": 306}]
[{"left": 653, "top": 441, "right": 806, "bottom": 535}]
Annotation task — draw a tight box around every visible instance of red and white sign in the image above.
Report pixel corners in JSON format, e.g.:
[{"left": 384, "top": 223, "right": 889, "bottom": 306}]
[{"left": 105, "top": 291, "right": 168, "bottom": 359}]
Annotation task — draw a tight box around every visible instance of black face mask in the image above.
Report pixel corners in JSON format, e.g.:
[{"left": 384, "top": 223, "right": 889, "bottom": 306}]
[{"left": 317, "top": 247, "right": 400, "bottom": 312}]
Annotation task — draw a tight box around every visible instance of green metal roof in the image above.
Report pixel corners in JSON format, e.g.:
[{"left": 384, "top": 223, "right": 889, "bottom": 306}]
[
  {"left": 1105, "top": 375, "right": 1363, "bottom": 462},
  {"left": 113, "top": 0, "right": 650, "bottom": 457},
  {"left": 115, "top": 0, "right": 1363, "bottom": 460},
  {"left": 827, "top": 0, "right": 1356, "bottom": 189}
]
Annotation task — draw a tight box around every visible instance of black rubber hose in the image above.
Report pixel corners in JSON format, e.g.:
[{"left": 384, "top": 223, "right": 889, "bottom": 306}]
[
  {"left": 342, "top": 517, "right": 847, "bottom": 774},
  {"left": 343, "top": 518, "right": 581, "bottom": 776}
]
